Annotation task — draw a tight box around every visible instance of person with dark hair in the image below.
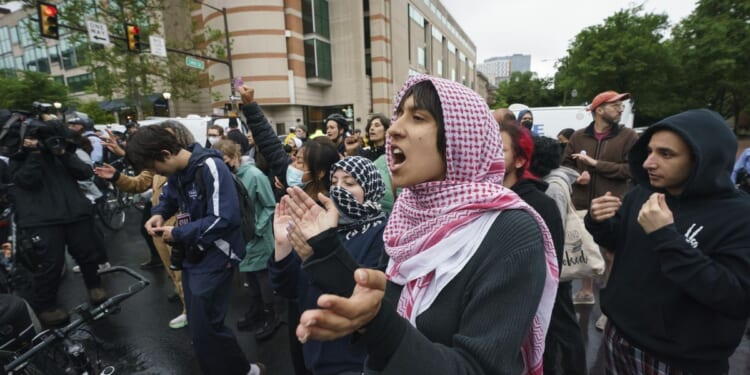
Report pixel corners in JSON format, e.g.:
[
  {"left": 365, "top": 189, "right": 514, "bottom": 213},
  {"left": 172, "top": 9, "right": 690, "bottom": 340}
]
[
  {"left": 130, "top": 126, "right": 264, "bottom": 374},
  {"left": 284, "top": 75, "right": 558, "bottom": 375},
  {"left": 586, "top": 109, "right": 750, "bottom": 374},
  {"left": 529, "top": 135, "right": 586, "bottom": 375},
  {"left": 493, "top": 108, "right": 518, "bottom": 127},
  {"left": 227, "top": 114, "right": 251, "bottom": 155},
  {"left": 67, "top": 117, "right": 103, "bottom": 163},
  {"left": 295, "top": 125, "right": 309, "bottom": 144},
  {"left": 562, "top": 91, "right": 638, "bottom": 317},
  {"left": 325, "top": 114, "right": 349, "bottom": 155},
  {"left": 9, "top": 120, "right": 107, "bottom": 326},
  {"left": 557, "top": 128, "right": 575, "bottom": 157},
  {"left": 205, "top": 124, "right": 225, "bottom": 148},
  {"left": 345, "top": 114, "right": 390, "bottom": 161}
]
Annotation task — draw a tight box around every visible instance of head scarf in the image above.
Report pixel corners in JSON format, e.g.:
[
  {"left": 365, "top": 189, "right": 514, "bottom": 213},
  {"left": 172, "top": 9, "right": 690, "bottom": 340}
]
[
  {"left": 330, "top": 156, "right": 386, "bottom": 236},
  {"left": 384, "top": 75, "right": 558, "bottom": 375}
]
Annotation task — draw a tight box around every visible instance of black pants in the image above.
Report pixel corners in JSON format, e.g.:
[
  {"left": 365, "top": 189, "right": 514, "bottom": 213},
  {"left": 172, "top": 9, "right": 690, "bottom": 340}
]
[
  {"left": 22, "top": 218, "right": 103, "bottom": 312},
  {"left": 139, "top": 201, "right": 159, "bottom": 261},
  {"left": 245, "top": 270, "right": 274, "bottom": 307},
  {"left": 544, "top": 281, "right": 587, "bottom": 375}
]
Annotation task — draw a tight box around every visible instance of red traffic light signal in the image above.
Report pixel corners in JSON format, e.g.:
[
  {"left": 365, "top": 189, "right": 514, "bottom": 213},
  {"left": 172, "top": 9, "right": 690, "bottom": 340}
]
[
  {"left": 125, "top": 23, "right": 141, "bottom": 52},
  {"left": 37, "top": 2, "right": 59, "bottom": 39}
]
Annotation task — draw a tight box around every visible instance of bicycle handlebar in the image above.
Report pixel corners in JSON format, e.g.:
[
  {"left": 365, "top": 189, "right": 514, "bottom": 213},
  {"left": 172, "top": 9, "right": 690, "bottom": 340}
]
[{"left": 3, "top": 266, "right": 150, "bottom": 373}]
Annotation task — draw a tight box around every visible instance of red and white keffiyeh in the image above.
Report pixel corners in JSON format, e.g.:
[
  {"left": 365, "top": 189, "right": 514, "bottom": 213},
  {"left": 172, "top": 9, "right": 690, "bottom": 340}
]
[{"left": 384, "top": 75, "right": 559, "bottom": 375}]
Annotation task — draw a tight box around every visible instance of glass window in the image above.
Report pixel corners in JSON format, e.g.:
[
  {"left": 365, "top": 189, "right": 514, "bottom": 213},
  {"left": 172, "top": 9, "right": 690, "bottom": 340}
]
[
  {"left": 451, "top": 68, "right": 456, "bottom": 81},
  {"left": 302, "top": 0, "right": 330, "bottom": 38},
  {"left": 67, "top": 73, "right": 93, "bottom": 92},
  {"left": 437, "top": 59, "right": 443, "bottom": 76},
  {"left": 48, "top": 45, "right": 59, "bottom": 64},
  {"left": 417, "top": 47, "right": 425, "bottom": 67},
  {"left": 408, "top": 4, "right": 425, "bottom": 27},
  {"left": 10, "top": 27, "right": 18, "bottom": 45},
  {"left": 432, "top": 25, "right": 443, "bottom": 41},
  {"left": 18, "top": 19, "right": 32, "bottom": 47},
  {"left": 52, "top": 75, "right": 64, "bottom": 85},
  {"left": 304, "top": 38, "right": 332, "bottom": 80},
  {"left": 15, "top": 56, "right": 23, "bottom": 70},
  {"left": 0, "top": 27, "right": 11, "bottom": 55}
]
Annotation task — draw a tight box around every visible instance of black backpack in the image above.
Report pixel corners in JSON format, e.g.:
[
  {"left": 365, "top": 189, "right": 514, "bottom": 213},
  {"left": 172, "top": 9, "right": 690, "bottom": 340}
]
[{"left": 192, "top": 163, "right": 256, "bottom": 244}]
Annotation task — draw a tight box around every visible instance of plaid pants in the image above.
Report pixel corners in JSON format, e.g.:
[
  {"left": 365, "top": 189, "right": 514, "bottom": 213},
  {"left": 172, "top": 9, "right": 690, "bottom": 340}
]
[{"left": 604, "top": 321, "right": 685, "bottom": 375}]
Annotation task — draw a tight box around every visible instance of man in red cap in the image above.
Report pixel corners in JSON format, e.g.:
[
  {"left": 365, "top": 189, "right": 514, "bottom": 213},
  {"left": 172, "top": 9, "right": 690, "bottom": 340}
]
[{"left": 561, "top": 91, "right": 638, "bottom": 326}]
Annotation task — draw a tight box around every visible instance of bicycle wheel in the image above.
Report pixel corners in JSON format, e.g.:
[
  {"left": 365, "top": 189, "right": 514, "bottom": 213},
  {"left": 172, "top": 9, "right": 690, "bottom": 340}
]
[{"left": 97, "top": 193, "right": 126, "bottom": 231}]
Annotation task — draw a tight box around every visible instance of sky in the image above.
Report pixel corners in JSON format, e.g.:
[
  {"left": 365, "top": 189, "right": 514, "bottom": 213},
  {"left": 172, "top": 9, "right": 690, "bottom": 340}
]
[{"left": 439, "top": 0, "right": 698, "bottom": 78}]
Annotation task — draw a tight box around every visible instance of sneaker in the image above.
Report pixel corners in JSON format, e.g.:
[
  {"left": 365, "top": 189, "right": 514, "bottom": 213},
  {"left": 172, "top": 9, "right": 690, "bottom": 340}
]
[
  {"left": 139, "top": 258, "right": 163, "bottom": 270},
  {"left": 573, "top": 291, "right": 596, "bottom": 305},
  {"left": 89, "top": 287, "right": 108, "bottom": 305},
  {"left": 73, "top": 263, "right": 111, "bottom": 273},
  {"left": 169, "top": 313, "right": 188, "bottom": 329},
  {"left": 595, "top": 314, "right": 608, "bottom": 331},
  {"left": 38, "top": 308, "right": 70, "bottom": 326}
]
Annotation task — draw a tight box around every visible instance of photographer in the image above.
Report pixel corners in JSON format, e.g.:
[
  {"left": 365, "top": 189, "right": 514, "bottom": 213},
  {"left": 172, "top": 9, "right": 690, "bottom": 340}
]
[{"left": 8, "top": 117, "right": 107, "bottom": 326}]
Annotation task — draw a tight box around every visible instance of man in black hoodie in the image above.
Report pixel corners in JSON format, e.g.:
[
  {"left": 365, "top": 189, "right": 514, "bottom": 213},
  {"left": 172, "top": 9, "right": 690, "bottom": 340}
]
[{"left": 586, "top": 109, "right": 750, "bottom": 374}]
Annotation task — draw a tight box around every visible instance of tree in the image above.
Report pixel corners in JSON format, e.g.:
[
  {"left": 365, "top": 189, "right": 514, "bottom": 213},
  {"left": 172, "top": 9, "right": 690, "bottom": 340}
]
[
  {"left": 555, "top": 6, "right": 683, "bottom": 125},
  {"left": 75, "top": 100, "right": 116, "bottom": 124},
  {"left": 0, "top": 71, "right": 69, "bottom": 112},
  {"left": 671, "top": 0, "right": 750, "bottom": 132},
  {"left": 493, "top": 71, "right": 563, "bottom": 108}
]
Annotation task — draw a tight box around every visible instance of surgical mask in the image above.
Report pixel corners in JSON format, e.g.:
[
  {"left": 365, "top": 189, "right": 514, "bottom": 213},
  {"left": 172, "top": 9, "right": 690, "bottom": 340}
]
[
  {"left": 208, "top": 136, "right": 221, "bottom": 145},
  {"left": 521, "top": 120, "right": 533, "bottom": 130},
  {"left": 286, "top": 165, "right": 308, "bottom": 188}
]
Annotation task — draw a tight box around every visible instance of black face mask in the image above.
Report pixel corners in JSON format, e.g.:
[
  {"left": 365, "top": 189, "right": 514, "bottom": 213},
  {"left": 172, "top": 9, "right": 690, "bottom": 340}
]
[{"left": 521, "top": 120, "right": 533, "bottom": 130}]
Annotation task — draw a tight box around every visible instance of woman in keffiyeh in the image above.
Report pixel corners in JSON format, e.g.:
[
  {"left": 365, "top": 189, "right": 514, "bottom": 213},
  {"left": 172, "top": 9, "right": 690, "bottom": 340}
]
[{"left": 284, "top": 75, "right": 559, "bottom": 375}]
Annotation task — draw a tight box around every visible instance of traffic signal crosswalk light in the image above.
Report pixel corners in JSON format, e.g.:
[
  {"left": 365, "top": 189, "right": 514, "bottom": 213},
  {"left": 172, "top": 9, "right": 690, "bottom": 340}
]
[
  {"left": 37, "top": 2, "right": 59, "bottom": 40},
  {"left": 125, "top": 23, "right": 141, "bottom": 52}
]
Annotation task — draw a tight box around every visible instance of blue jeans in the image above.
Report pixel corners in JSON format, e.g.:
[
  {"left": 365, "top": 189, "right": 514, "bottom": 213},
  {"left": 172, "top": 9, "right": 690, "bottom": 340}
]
[{"left": 183, "top": 266, "right": 249, "bottom": 375}]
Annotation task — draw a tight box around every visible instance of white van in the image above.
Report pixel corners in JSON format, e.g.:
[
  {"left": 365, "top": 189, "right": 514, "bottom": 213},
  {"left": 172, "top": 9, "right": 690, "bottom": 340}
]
[
  {"left": 143, "top": 115, "right": 211, "bottom": 147},
  {"left": 510, "top": 100, "right": 634, "bottom": 139}
]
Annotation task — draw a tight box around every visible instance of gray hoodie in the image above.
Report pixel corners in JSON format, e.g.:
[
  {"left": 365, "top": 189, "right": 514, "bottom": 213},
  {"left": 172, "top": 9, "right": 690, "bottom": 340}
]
[{"left": 542, "top": 166, "right": 580, "bottom": 229}]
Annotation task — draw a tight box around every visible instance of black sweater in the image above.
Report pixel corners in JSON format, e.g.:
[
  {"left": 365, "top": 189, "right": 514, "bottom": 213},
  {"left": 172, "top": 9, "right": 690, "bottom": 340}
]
[
  {"left": 586, "top": 109, "right": 750, "bottom": 374},
  {"left": 241, "top": 102, "right": 291, "bottom": 201},
  {"left": 304, "top": 210, "right": 547, "bottom": 374}
]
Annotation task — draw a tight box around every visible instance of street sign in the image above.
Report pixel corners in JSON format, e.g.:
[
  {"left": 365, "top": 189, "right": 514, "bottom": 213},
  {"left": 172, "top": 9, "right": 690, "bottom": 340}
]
[
  {"left": 149, "top": 36, "right": 167, "bottom": 57},
  {"left": 86, "top": 20, "right": 110, "bottom": 45},
  {"left": 185, "top": 56, "right": 205, "bottom": 70}
]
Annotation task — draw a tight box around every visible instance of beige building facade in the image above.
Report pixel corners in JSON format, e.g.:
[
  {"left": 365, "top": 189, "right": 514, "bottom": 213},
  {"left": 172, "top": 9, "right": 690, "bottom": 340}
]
[{"left": 191, "top": 0, "right": 477, "bottom": 133}]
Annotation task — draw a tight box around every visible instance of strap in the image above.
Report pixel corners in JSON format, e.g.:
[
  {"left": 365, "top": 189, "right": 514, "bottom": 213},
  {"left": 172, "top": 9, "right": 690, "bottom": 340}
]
[{"left": 0, "top": 113, "right": 20, "bottom": 142}]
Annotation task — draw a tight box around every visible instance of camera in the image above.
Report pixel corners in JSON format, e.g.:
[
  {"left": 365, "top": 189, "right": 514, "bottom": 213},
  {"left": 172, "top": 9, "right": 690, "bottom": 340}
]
[
  {"left": 31, "top": 101, "right": 53, "bottom": 115},
  {"left": 169, "top": 243, "right": 206, "bottom": 270}
]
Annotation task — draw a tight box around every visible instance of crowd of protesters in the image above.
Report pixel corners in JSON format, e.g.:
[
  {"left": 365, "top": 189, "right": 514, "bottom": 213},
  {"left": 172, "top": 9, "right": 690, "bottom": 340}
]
[{"left": 1, "top": 73, "right": 749, "bottom": 375}]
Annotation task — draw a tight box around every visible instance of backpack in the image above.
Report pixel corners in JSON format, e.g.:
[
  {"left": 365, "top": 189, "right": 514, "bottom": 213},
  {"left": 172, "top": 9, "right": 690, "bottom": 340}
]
[{"left": 193, "top": 163, "right": 256, "bottom": 244}]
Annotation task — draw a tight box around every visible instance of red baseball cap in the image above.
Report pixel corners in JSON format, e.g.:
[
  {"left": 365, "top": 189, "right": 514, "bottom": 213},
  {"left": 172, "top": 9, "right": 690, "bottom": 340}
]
[{"left": 588, "top": 91, "right": 631, "bottom": 111}]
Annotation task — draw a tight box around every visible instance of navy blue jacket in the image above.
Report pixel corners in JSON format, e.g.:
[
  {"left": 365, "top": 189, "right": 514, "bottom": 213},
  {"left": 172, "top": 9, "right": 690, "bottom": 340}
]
[
  {"left": 268, "top": 219, "right": 386, "bottom": 375},
  {"left": 151, "top": 144, "right": 246, "bottom": 273}
]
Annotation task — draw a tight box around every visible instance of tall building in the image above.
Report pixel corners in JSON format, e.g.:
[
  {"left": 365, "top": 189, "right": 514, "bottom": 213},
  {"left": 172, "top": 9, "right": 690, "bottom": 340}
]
[
  {"left": 0, "top": 0, "right": 476, "bottom": 133},
  {"left": 477, "top": 53, "right": 531, "bottom": 85},
  {"left": 188, "top": 0, "right": 477, "bottom": 133}
]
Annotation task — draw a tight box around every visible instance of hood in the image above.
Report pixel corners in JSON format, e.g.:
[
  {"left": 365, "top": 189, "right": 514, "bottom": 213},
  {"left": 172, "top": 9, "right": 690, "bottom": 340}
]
[
  {"left": 545, "top": 166, "right": 579, "bottom": 190},
  {"left": 182, "top": 143, "right": 222, "bottom": 182},
  {"left": 512, "top": 178, "right": 549, "bottom": 195},
  {"left": 516, "top": 109, "right": 530, "bottom": 122},
  {"left": 629, "top": 109, "right": 735, "bottom": 199}
]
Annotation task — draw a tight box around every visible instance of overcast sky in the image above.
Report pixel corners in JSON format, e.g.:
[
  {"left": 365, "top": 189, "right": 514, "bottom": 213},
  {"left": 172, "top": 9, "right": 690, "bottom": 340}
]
[{"left": 440, "top": 0, "right": 698, "bottom": 78}]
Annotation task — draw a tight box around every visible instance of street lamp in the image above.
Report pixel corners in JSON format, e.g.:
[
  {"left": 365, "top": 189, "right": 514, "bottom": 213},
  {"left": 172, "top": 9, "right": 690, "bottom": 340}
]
[
  {"left": 53, "top": 102, "right": 64, "bottom": 122},
  {"left": 163, "top": 92, "right": 171, "bottom": 117},
  {"left": 193, "top": 1, "right": 236, "bottom": 103}
]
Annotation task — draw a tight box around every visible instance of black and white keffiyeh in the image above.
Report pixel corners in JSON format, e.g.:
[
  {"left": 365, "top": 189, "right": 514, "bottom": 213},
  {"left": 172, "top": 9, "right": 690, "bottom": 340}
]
[{"left": 330, "top": 156, "right": 385, "bottom": 234}]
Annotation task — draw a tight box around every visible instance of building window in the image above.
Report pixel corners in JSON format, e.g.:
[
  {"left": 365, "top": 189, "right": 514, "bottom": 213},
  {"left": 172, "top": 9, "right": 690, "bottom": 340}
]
[
  {"left": 408, "top": 4, "right": 425, "bottom": 27},
  {"left": 432, "top": 25, "right": 443, "bottom": 41},
  {"left": 417, "top": 47, "right": 425, "bottom": 67},
  {"left": 15, "top": 56, "right": 22, "bottom": 71},
  {"left": 67, "top": 73, "right": 93, "bottom": 92},
  {"left": 23, "top": 47, "right": 50, "bottom": 73},
  {"left": 451, "top": 68, "right": 456, "bottom": 81},
  {"left": 304, "top": 38, "right": 332, "bottom": 80},
  {"left": 17, "top": 19, "right": 33, "bottom": 47},
  {"left": 0, "top": 27, "right": 11, "bottom": 55},
  {"left": 48, "top": 45, "right": 60, "bottom": 64},
  {"left": 437, "top": 59, "right": 443, "bottom": 76},
  {"left": 302, "top": 0, "right": 330, "bottom": 38},
  {"left": 10, "top": 27, "right": 18, "bottom": 45}
]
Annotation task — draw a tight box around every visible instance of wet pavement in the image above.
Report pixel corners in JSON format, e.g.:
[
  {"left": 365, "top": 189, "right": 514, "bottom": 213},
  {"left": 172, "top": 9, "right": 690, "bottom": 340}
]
[{"left": 54, "top": 208, "right": 750, "bottom": 374}]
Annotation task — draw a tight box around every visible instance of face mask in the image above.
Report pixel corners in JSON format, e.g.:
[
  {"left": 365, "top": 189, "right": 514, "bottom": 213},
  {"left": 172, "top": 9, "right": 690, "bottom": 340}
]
[
  {"left": 208, "top": 136, "right": 221, "bottom": 145},
  {"left": 521, "top": 120, "right": 533, "bottom": 129},
  {"left": 286, "top": 165, "right": 308, "bottom": 188}
]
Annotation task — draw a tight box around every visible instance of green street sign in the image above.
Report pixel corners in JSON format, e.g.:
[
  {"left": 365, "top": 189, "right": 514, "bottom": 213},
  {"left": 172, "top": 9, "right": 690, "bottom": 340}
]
[{"left": 185, "top": 56, "right": 205, "bottom": 70}]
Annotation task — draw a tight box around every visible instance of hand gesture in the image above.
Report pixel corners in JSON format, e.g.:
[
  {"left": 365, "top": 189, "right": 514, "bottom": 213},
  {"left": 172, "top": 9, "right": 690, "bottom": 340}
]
[
  {"left": 238, "top": 85, "right": 255, "bottom": 105},
  {"left": 344, "top": 135, "right": 360, "bottom": 156},
  {"left": 576, "top": 170, "right": 591, "bottom": 185},
  {"left": 22, "top": 138, "right": 38, "bottom": 149},
  {"left": 102, "top": 129, "right": 126, "bottom": 157},
  {"left": 155, "top": 226, "right": 175, "bottom": 242},
  {"left": 637, "top": 193, "right": 673, "bottom": 234},
  {"left": 144, "top": 214, "right": 165, "bottom": 236},
  {"left": 589, "top": 191, "right": 621, "bottom": 222},
  {"left": 287, "top": 223, "right": 314, "bottom": 261},
  {"left": 94, "top": 163, "right": 117, "bottom": 180},
  {"left": 283, "top": 186, "right": 339, "bottom": 240},
  {"left": 572, "top": 152, "right": 598, "bottom": 167},
  {"left": 273, "top": 200, "right": 294, "bottom": 260},
  {"left": 274, "top": 176, "right": 285, "bottom": 191},
  {"left": 296, "top": 268, "right": 386, "bottom": 343}
]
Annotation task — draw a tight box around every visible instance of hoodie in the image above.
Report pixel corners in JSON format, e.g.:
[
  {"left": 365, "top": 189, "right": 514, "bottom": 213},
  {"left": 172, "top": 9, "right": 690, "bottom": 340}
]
[
  {"left": 151, "top": 144, "right": 246, "bottom": 273},
  {"left": 585, "top": 109, "right": 750, "bottom": 374},
  {"left": 543, "top": 166, "right": 579, "bottom": 228}
]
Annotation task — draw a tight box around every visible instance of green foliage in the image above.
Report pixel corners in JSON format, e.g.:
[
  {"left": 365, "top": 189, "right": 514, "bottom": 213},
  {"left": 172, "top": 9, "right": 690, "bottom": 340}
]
[
  {"left": 671, "top": 0, "right": 750, "bottom": 129},
  {"left": 555, "top": 6, "right": 683, "bottom": 125},
  {"left": 0, "top": 71, "right": 69, "bottom": 112},
  {"left": 493, "top": 71, "right": 563, "bottom": 108},
  {"left": 75, "top": 100, "right": 116, "bottom": 124}
]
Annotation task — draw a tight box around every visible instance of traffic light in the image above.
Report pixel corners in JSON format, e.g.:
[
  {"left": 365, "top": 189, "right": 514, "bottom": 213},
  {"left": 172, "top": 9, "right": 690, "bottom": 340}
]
[
  {"left": 37, "top": 2, "right": 59, "bottom": 40},
  {"left": 125, "top": 23, "right": 141, "bottom": 52}
]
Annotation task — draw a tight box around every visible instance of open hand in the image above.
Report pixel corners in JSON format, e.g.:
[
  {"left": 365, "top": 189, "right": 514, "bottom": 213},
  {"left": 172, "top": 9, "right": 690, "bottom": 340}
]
[
  {"left": 102, "top": 129, "right": 126, "bottom": 157},
  {"left": 283, "top": 186, "right": 339, "bottom": 240},
  {"left": 94, "top": 163, "right": 117, "bottom": 180},
  {"left": 572, "top": 152, "right": 598, "bottom": 167},
  {"left": 273, "top": 200, "right": 293, "bottom": 260},
  {"left": 576, "top": 170, "right": 591, "bottom": 185},
  {"left": 296, "top": 268, "right": 386, "bottom": 343},
  {"left": 637, "top": 193, "right": 673, "bottom": 234},
  {"left": 589, "top": 192, "right": 621, "bottom": 222}
]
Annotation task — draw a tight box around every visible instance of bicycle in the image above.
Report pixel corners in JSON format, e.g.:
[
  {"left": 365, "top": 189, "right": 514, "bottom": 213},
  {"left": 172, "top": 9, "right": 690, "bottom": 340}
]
[
  {"left": 94, "top": 181, "right": 128, "bottom": 231},
  {"left": 0, "top": 266, "right": 150, "bottom": 375}
]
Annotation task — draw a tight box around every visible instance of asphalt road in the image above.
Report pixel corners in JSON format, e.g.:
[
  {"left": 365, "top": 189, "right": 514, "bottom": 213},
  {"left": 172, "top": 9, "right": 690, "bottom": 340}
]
[{"left": 53, "top": 207, "right": 750, "bottom": 375}]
